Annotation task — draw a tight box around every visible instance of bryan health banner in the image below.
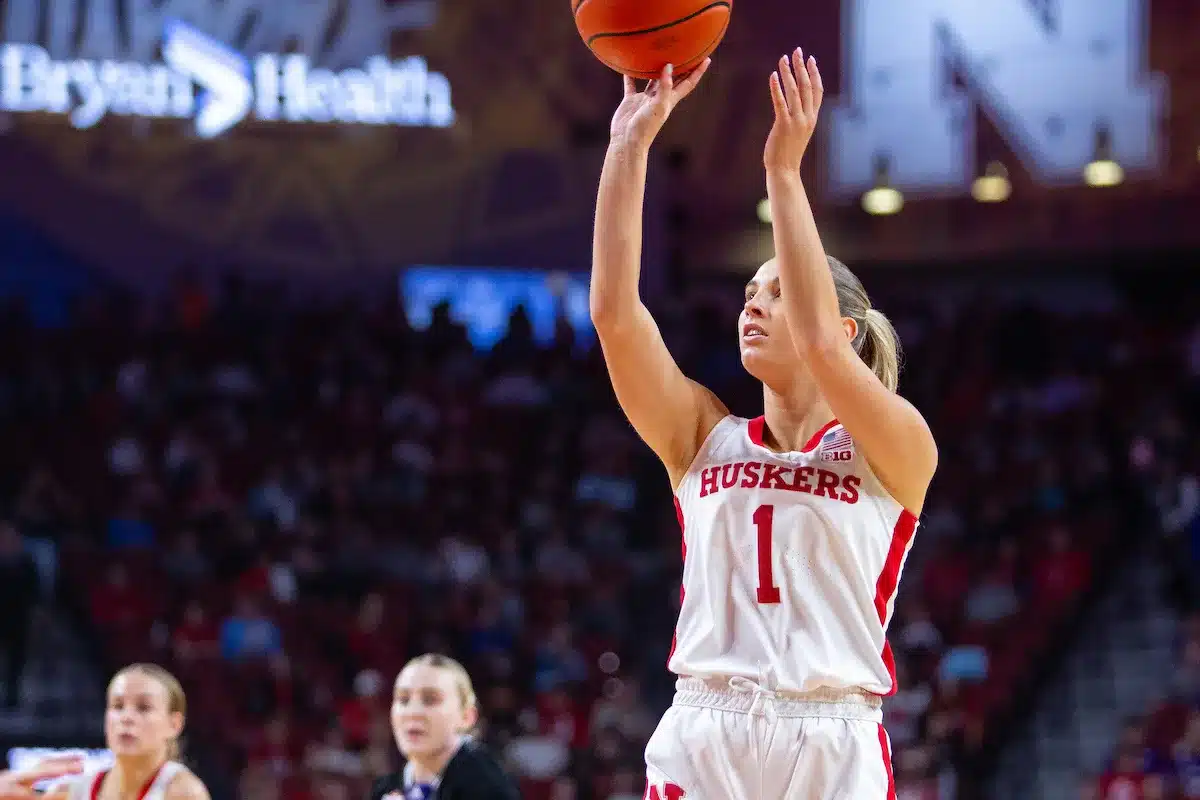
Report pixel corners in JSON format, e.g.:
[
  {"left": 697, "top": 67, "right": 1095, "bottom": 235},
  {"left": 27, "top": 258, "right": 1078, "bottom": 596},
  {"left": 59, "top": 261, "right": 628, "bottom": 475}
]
[{"left": 0, "top": 0, "right": 453, "bottom": 137}]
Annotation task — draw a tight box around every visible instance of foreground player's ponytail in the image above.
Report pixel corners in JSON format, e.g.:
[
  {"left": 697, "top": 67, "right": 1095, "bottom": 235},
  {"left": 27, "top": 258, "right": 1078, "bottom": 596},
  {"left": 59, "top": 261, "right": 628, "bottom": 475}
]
[{"left": 827, "top": 256, "right": 902, "bottom": 393}]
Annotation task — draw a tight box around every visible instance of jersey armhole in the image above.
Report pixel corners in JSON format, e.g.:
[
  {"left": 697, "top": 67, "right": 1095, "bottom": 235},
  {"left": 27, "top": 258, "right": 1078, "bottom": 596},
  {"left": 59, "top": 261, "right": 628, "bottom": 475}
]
[
  {"left": 854, "top": 437, "right": 922, "bottom": 522},
  {"left": 671, "top": 415, "right": 744, "bottom": 495},
  {"left": 158, "top": 763, "right": 187, "bottom": 796}
]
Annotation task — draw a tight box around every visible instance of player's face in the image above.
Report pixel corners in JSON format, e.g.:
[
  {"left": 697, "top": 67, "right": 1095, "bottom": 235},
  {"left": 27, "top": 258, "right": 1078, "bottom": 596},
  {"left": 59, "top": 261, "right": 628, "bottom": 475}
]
[
  {"left": 739, "top": 260, "right": 799, "bottom": 378},
  {"left": 390, "top": 665, "right": 474, "bottom": 761},
  {"left": 104, "top": 672, "right": 182, "bottom": 759},
  {"left": 739, "top": 259, "right": 857, "bottom": 383}
]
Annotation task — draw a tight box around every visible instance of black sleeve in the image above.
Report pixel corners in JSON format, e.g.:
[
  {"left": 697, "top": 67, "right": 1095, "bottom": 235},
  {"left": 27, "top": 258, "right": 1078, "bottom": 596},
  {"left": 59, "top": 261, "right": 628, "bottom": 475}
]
[
  {"left": 440, "top": 743, "right": 522, "bottom": 800},
  {"left": 367, "top": 773, "right": 402, "bottom": 800},
  {"left": 473, "top": 762, "right": 521, "bottom": 800}
]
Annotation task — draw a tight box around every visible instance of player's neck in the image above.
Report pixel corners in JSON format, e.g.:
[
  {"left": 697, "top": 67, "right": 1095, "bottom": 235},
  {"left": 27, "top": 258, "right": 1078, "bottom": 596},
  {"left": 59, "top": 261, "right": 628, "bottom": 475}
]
[
  {"left": 761, "top": 387, "right": 833, "bottom": 453},
  {"left": 409, "top": 739, "right": 459, "bottom": 784},
  {"left": 109, "top": 755, "right": 164, "bottom": 798}
]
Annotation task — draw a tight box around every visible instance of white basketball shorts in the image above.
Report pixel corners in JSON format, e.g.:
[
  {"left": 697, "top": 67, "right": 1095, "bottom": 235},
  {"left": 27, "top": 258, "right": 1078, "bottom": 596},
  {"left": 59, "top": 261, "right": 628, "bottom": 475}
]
[{"left": 643, "top": 677, "right": 895, "bottom": 800}]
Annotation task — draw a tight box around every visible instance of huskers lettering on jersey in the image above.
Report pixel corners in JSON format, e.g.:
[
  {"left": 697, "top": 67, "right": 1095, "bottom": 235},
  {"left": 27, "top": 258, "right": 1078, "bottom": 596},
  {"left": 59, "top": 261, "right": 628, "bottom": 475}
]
[
  {"left": 670, "top": 416, "right": 918, "bottom": 697},
  {"left": 696, "top": 461, "right": 861, "bottom": 504}
]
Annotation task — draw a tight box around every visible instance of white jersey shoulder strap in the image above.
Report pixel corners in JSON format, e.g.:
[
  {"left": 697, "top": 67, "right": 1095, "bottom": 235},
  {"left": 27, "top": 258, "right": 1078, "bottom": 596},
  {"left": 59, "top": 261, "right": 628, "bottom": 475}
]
[
  {"left": 682, "top": 415, "right": 747, "bottom": 476},
  {"left": 57, "top": 762, "right": 185, "bottom": 800},
  {"left": 146, "top": 762, "right": 185, "bottom": 797}
]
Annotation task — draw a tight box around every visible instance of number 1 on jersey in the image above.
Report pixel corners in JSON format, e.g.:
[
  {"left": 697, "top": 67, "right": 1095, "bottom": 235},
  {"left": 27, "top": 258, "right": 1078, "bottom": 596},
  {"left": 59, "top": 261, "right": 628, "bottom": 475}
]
[{"left": 753, "top": 504, "right": 781, "bottom": 604}]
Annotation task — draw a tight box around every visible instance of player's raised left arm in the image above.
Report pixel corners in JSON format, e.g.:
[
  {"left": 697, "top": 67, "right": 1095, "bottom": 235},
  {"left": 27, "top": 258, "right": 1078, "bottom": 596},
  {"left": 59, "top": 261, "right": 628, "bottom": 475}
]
[{"left": 763, "top": 48, "right": 937, "bottom": 514}]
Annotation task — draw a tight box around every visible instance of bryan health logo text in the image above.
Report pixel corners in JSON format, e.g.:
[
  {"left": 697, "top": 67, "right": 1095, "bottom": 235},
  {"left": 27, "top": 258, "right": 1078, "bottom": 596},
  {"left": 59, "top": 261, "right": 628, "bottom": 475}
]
[{"left": 0, "top": 19, "right": 453, "bottom": 137}]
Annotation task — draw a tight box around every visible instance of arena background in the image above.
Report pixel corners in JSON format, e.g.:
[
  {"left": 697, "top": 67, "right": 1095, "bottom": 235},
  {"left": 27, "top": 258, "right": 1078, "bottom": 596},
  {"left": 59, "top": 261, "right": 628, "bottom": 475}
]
[{"left": 0, "top": 1, "right": 1197, "bottom": 798}]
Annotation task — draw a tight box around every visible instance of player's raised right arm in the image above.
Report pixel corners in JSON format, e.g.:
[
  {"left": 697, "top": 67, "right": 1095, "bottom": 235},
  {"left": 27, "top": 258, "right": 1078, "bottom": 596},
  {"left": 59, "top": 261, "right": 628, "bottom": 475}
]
[{"left": 591, "top": 63, "right": 727, "bottom": 484}]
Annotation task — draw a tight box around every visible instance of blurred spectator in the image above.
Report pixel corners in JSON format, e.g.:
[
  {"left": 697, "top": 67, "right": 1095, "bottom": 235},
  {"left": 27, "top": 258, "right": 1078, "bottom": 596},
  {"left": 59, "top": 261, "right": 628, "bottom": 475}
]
[
  {"left": 304, "top": 726, "right": 363, "bottom": 778},
  {"left": 107, "top": 429, "right": 146, "bottom": 477},
  {"left": 1173, "top": 712, "right": 1200, "bottom": 799},
  {"left": 604, "top": 770, "right": 642, "bottom": 800},
  {"left": 894, "top": 744, "right": 942, "bottom": 799},
  {"left": 534, "top": 628, "right": 588, "bottom": 693},
  {"left": 162, "top": 530, "right": 212, "bottom": 586},
  {"left": 219, "top": 597, "right": 283, "bottom": 662},
  {"left": 440, "top": 534, "right": 490, "bottom": 586},
  {"left": 246, "top": 714, "right": 298, "bottom": 779},
  {"left": 1174, "top": 638, "right": 1200, "bottom": 706},
  {"left": 173, "top": 601, "right": 219, "bottom": 664},
  {"left": 90, "top": 563, "right": 153, "bottom": 631},
  {"left": 896, "top": 602, "right": 944, "bottom": 656},
  {"left": 963, "top": 566, "right": 1020, "bottom": 626},
  {"left": 13, "top": 466, "right": 78, "bottom": 539},
  {"left": 1096, "top": 747, "right": 1163, "bottom": 800},
  {"left": 337, "top": 669, "right": 384, "bottom": 750},
  {"left": 105, "top": 497, "right": 156, "bottom": 550},
  {"left": 885, "top": 660, "right": 934, "bottom": 750},
  {"left": 534, "top": 531, "right": 589, "bottom": 586},
  {"left": 589, "top": 678, "right": 655, "bottom": 745},
  {"left": 1032, "top": 526, "right": 1092, "bottom": 612},
  {"left": 0, "top": 522, "right": 39, "bottom": 708},
  {"left": 938, "top": 645, "right": 989, "bottom": 685},
  {"left": 506, "top": 710, "right": 570, "bottom": 784}
]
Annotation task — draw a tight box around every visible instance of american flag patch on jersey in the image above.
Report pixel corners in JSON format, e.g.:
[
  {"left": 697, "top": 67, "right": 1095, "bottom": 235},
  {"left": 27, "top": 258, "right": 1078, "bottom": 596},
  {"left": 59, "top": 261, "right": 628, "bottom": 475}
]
[{"left": 818, "top": 427, "right": 854, "bottom": 462}]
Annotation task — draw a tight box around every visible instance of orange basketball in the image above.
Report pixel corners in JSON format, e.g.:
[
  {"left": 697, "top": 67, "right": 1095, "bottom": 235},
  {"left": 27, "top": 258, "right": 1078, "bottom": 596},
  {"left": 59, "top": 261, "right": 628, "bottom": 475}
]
[{"left": 573, "top": 0, "right": 732, "bottom": 79}]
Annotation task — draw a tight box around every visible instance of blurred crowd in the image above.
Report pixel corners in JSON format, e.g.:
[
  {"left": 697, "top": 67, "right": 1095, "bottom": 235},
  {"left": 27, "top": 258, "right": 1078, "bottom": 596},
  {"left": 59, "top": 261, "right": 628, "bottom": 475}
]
[
  {"left": 1085, "top": 385, "right": 1200, "bottom": 800},
  {"left": 1087, "top": 614, "right": 1200, "bottom": 800},
  {"left": 0, "top": 272, "right": 1196, "bottom": 800}
]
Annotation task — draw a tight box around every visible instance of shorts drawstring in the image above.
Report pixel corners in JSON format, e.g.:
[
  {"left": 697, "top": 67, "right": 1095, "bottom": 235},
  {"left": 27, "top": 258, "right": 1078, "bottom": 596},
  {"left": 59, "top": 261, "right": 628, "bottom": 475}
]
[{"left": 728, "top": 671, "right": 780, "bottom": 722}]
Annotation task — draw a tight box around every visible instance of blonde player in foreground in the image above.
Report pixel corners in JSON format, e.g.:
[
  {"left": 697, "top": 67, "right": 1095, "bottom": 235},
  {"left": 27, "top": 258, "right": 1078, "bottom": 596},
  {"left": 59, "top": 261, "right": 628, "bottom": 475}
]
[
  {"left": 44, "top": 664, "right": 209, "bottom": 800},
  {"left": 591, "top": 48, "right": 937, "bottom": 799}
]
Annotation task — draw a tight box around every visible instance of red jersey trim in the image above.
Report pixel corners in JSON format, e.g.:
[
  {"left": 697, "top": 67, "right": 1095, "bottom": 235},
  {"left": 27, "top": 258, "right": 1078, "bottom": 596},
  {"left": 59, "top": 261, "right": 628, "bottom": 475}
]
[
  {"left": 90, "top": 765, "right": 166, "bottom": 800},
  {"left": 873, "top": 509, "right": 919, "bottom": 696},
  {"left": 877, "top": 724, "right": 897, "bottom": 800},
  {"left": 747, "top": 416, "right": 839, "bottom": 452},
  {"left": 667, "top": 498, "right": 687, "bottom": 667}
]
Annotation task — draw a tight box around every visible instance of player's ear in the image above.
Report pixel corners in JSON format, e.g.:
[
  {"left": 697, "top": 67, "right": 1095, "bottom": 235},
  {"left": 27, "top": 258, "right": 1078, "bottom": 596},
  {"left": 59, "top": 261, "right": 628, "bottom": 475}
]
[{"left": 842, "top": 316, "right": 858, "bottom": 343}]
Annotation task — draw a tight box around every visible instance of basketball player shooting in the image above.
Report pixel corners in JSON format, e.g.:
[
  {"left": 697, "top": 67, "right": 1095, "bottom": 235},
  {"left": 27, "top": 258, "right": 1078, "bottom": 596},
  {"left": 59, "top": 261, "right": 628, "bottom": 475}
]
[{"left": 590, "top": 49, "right": 938, "bottom": 799}]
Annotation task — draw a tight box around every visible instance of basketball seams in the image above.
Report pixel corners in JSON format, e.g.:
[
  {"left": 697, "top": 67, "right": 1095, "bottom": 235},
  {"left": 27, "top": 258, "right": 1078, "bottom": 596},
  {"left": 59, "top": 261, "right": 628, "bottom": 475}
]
[
  {"left": 587, "top": 11, "right": 729, "bottom": 78},
  {"left": 583, "top": 1, "right": 731, "bottom": 46}
]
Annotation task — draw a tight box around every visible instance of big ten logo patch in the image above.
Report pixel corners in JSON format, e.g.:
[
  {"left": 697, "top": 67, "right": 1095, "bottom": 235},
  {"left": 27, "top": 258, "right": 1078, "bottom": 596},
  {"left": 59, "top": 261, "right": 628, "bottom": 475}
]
[
  {"left": 644, "top": 782, "right": 686, "bottom": 800},
  {"left": 818, "top": 427, "right": 854, "bottom": 463}
]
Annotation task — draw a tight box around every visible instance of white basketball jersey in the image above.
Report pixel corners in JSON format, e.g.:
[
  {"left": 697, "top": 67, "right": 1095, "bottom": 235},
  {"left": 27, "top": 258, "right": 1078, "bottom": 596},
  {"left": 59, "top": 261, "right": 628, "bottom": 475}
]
[
  {"left": 61, "top": 761, "right": 184, "bottom": 800},
  {"left": 669, "top": 415, "right": 918, "bottom": 696}
]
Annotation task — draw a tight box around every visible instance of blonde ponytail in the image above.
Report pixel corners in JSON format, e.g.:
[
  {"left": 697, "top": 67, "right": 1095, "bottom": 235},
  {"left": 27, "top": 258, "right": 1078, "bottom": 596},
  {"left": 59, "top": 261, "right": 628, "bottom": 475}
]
[
  {"left": 826, "top": 256, "right": 903, "bottom": 393},
  {"left": 859, "top": 308, "right": 901, "bottom": 393}
]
